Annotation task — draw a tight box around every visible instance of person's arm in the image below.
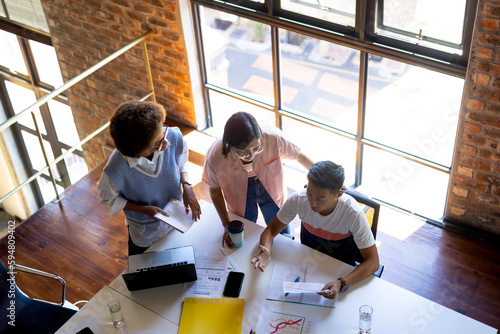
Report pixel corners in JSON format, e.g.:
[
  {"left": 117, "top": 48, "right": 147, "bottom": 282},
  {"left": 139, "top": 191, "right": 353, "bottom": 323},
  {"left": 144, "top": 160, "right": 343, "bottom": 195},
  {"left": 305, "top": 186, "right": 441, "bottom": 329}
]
[
  {"left": 117, "top": 188, "right": 199, "bottom": 223},
  {"left": 250, "top": 215, "right": 288, "bottom": 272},
  {"left": 178, "top": 137, "right": 201, "bottom": 221},
  {"left": 123, "top": 201, "right": 166, "bottom": 220},
  {"left": 181, "top": 171, "right": 201, "bottom": 221},
  {"left": 97, "top": 169, "right": 160, "bottom": 218},
  {"left": 296, "top": 151, "right": 314, "bottom": 170},
  {"left": 318, "top": 244, "right": 380, "bottom": 299},
  {"left": 97, "top": 171, "right": 128, "bottom": 216},
  {"left": 209, "top": 186, "right": 234, "bottom": 248}
]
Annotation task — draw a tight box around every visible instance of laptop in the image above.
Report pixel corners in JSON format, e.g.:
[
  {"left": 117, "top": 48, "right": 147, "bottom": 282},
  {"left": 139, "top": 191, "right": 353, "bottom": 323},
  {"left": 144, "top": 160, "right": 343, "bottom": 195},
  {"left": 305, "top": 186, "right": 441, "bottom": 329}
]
[{"left": 122, "top": 245, "right": 197, "bottom": 291}]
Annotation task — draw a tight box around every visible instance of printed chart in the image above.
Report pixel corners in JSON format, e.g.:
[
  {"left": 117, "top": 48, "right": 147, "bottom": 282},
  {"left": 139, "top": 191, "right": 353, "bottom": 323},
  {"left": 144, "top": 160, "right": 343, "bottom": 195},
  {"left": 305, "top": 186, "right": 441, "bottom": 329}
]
[{"left": 256, "top": 310, "right": 319, "bottom": 334}]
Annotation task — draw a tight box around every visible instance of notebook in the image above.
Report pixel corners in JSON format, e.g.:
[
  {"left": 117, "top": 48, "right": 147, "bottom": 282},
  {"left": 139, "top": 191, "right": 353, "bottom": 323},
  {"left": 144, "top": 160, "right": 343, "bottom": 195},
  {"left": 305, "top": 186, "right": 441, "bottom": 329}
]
[
  {"left": 154, "top": 199, "right": 195, "bottom": 233},
  {"left": 122, "top": 246, "right": 197, "bottom": 291},
  {"left": 178, "top": 297, "right": 244, "bottom": 334},
  {"left": 267, "top": 262, "right": 340, "bottom": 308}
]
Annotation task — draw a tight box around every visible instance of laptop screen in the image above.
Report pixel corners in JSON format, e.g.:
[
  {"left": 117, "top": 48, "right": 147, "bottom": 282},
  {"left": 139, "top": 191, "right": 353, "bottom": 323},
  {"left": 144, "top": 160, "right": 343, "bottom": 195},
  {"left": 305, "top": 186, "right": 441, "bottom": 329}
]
[{"left": 128, "top": 245, "right": 195, "bottom": 273}]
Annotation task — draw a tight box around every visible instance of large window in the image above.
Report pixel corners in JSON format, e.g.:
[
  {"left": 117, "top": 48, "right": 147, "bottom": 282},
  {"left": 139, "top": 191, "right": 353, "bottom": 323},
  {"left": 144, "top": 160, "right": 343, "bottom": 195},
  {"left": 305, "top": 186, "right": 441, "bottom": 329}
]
[
  {"left": 0, "top": 29, "right": 87, "bottom": 208},
  {"left": 373, "top": 0, "right": 469, "bottom": 55},
  {"left": 191, "top": 0, "right": 475, "bottom": 222}
]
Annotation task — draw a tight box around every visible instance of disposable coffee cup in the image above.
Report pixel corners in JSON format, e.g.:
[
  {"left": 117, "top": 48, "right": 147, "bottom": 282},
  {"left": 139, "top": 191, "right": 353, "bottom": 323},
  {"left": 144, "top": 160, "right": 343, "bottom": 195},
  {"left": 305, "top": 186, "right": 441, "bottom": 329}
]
[{"left": 227, "top": 220, "right": 244, "bottom": 248}]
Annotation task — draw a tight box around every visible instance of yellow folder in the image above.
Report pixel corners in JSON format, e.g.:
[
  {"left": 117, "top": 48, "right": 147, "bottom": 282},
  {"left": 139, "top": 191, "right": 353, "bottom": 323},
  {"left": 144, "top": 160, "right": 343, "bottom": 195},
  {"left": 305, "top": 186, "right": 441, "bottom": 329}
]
[{"left": 178, "top": 297, "right": 244, "bottom": 334}]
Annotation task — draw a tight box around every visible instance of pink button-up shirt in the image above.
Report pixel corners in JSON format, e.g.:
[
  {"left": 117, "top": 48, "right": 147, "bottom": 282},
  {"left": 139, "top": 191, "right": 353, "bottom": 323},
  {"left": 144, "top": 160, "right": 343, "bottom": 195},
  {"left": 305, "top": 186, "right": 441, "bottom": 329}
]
[{"left": 202, "top": 127, "right": 300, "bottom": 217}]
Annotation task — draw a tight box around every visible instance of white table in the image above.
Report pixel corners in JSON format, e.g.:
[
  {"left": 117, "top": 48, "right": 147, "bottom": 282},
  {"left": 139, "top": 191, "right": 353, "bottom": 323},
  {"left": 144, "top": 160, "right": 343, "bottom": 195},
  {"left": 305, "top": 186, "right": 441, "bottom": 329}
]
[
  {"left": 108, "top": 201, "right": 497, "bottom": 334},
  {"left": 56, "top": 285, "right": 178, "bottom": 334}
]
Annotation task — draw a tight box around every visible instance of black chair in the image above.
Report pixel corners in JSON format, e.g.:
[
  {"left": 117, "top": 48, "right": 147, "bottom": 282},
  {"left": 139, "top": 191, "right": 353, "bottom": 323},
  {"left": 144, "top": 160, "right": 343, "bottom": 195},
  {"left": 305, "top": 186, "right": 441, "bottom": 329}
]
[
  {"left": 0, "top": 260, "right": 77, "bottom": 334},
  {"left": 343, "top": 188, "right": 385, "bottom": 278}
]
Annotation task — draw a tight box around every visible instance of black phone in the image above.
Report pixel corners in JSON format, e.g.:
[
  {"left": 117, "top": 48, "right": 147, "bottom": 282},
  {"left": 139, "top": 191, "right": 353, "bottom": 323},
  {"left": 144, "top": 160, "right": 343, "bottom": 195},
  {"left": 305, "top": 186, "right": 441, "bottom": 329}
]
[{"left": 223, "top": 271, "right": 245, "bottom": 297}]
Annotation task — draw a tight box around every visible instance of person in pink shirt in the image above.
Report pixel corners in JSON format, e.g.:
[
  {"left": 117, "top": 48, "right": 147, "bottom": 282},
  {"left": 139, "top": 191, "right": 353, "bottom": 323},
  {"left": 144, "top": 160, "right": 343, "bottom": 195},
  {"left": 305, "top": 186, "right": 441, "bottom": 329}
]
[{"left": 202, "top": 112, "right": 314, "bottom": 248}]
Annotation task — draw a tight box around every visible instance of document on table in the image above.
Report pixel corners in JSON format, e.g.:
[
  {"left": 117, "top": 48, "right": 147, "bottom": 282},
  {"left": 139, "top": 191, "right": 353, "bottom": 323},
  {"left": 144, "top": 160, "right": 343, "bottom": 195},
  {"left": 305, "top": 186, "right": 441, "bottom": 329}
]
[
  {"left": 267, "top": 262, "right": 342, "bottom": 308},
  {"left": 255, "top": 303, "right": 320, "bottom": 334},
  {"left": 181, "top": 249, "right": 228, "bottom": 297},
  {"left": 154, "top": 199, "right": 194, "bottom": 233},
  {"left": 283, "top": 282, "right": 325, "bottom": 294},
  {"left": 181, "top": 246, "right": 242, "bottom": 298}
]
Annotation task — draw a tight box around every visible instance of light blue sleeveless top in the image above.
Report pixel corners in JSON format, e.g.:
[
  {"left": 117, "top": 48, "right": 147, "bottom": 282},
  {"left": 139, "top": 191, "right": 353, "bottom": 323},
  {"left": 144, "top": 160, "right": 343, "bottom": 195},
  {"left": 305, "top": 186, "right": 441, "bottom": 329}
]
[{"left": 104, "top": 127, "right": 183, "bottom": 225}]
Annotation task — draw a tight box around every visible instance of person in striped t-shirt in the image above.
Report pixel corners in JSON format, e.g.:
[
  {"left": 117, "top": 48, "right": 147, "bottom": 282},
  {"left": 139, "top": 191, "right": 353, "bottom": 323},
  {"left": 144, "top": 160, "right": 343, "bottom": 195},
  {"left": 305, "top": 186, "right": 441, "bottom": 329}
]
[{"left": 251, "top": 160, "right": 380, "bottom": 300}]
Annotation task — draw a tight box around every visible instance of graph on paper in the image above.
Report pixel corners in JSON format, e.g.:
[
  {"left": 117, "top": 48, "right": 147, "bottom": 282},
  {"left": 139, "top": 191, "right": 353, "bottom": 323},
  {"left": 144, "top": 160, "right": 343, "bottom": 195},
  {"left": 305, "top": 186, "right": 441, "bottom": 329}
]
[{"left": 256, "top": 311, "right": 319, "bottom": 334}]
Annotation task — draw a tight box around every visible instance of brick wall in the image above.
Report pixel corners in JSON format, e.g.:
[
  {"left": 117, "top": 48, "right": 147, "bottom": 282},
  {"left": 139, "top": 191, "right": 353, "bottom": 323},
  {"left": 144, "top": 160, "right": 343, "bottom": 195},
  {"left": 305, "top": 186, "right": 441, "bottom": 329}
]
[
  {"left": 446, "top": 0, "right": 500, "bottom": 234},
  {"left": 41, "top": 0, "right": 196, "bottom": 170}
]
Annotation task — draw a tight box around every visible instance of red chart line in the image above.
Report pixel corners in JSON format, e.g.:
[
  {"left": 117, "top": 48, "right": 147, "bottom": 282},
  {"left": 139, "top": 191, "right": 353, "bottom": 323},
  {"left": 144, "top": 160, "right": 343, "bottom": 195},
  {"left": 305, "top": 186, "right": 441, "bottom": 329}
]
[{"left": 269, "top": 318, "right": 303, "bottom": 334}]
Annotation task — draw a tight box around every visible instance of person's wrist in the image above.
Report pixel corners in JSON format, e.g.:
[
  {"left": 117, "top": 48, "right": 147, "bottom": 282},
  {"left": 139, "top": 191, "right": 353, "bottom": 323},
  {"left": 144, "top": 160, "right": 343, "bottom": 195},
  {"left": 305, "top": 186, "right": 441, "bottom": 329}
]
[
  {"left": 181, "top": 181, "right": 192, "bottom": 187},
  {"left": 222, "top": 217, "right": 231, "bottom": 228},
  {"left": 337, "top": 277, "right": 349, "bottom": 292}
]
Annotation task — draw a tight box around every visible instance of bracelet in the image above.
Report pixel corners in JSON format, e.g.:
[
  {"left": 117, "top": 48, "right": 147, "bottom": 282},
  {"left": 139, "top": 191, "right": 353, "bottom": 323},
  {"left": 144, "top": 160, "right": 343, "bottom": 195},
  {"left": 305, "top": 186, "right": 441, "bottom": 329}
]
[{"left": 181, "top": 181, "right": 192, "bottom": 186}]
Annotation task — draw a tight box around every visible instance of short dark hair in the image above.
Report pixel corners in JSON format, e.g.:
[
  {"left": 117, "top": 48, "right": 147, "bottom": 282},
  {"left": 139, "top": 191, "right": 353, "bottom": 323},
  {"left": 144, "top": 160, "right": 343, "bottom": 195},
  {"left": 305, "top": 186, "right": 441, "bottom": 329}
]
[
  {"left": 307, "top": 161, "right": 345, "bottom": 193},
  {"left": 222, "top": 111, "right": 262, "bottom": 156},
  {"left": 110, "top": 101, "right": 166, "bottom": 157}
]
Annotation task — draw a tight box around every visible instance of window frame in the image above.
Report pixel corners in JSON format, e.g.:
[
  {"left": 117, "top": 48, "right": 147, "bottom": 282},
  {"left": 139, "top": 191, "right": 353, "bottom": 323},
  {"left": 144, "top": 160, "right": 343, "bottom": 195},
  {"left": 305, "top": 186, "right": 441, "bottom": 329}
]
[
  {"left": 0, "top": 28, "right": 84, "bottom": 207},
  {"left": 194, "top": 0, "right": 477, "bottom": 73},
  {"left": 365, "top": 0, "right": 477, "bottom": 68},
  {"left": 190, "top": 0, "right": 475, "bottom": 223}
]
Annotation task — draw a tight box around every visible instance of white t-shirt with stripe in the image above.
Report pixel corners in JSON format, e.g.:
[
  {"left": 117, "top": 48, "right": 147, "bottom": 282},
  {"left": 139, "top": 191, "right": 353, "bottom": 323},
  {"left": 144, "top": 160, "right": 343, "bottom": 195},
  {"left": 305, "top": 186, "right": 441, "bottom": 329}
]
[{"left": 277, "top": 189, "right": 375, "bottom": 250}]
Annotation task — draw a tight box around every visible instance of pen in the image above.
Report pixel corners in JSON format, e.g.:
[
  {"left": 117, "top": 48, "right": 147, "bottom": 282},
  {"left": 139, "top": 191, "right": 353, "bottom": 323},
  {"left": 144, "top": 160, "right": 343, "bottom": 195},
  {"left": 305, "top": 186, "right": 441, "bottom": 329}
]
[{"left": 285, "top": 276, "right": 300, "bottom": 297}]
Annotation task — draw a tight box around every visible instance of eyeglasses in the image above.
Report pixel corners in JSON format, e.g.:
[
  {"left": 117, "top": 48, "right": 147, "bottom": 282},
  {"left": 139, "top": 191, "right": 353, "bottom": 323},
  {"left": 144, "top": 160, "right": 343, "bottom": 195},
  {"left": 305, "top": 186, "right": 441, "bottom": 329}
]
[
  {"left": 153, "top": 125, "right": 169, "bottom": 150},
  {"left": 232, "top": 143, "right": 264, "bottom": 159}
]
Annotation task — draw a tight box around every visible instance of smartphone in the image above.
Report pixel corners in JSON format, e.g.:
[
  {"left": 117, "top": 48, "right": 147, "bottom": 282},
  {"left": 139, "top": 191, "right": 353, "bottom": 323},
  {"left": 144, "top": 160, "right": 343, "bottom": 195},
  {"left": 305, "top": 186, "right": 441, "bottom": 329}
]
[{"left": 223, "top": 271, "right": 245, "bottom": 297}]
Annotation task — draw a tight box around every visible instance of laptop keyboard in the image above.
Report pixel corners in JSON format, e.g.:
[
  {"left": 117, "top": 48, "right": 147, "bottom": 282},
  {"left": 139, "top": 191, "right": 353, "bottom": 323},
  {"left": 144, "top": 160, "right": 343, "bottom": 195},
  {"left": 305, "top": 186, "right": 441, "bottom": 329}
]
[{"left": 136, "top": 261, "right": 189, "bottom": 272}]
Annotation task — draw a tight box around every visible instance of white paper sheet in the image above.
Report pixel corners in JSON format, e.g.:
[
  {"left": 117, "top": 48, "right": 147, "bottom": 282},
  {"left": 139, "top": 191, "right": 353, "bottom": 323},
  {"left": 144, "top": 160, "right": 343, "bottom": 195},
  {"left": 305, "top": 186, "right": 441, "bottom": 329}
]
[
  {"left": 283, "top": 282, "right": 325, "bottom": 294},
  {"left": 181, "top": 249, "right": 228, "bottom": 297},
  {"left": 255, "top": 304, "right": 320, "bottom": 334},
  {"left": 267, "top": 262, "right": 339, "bottom": 308},
  {"left": 154, "top": 199, "right": 194, "bottom": 233}
]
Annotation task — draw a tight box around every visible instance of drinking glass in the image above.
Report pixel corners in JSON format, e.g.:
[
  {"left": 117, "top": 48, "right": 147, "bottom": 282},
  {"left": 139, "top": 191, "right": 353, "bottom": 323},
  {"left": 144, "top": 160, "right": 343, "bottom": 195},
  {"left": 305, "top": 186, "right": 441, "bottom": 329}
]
[
  {"left": 108, "top": 298, "right": 126, "bottom": 328},
  {"left": 359, "top": 304, "right": 373, "bottom": 334}
]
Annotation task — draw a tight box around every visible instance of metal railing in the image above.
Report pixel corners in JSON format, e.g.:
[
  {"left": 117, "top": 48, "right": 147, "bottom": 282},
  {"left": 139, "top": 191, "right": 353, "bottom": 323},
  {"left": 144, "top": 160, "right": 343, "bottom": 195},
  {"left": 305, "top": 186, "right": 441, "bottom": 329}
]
[{"left": 0, "top": 30, "right": 155, "bottom": 205}]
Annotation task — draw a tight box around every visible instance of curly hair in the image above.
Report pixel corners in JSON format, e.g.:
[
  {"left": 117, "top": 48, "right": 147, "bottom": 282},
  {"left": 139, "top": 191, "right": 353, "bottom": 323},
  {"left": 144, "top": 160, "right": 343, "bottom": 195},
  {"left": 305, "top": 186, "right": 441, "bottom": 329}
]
[
  {"left": 307, "top": 161, "right": 345, "bottom": 194},
  {"left": 109, "top": 101, "right": 166, "bottom": 157},
  {"left": 222, "top": 111, "right": 262, "bottom": 157}
]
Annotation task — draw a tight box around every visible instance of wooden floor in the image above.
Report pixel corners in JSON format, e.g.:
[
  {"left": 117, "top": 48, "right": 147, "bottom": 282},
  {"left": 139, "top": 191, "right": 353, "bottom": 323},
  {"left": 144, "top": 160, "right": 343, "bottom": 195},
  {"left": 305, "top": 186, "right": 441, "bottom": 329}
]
[{"left": 1, "top": 124, "right": 499, "bottom": 333}]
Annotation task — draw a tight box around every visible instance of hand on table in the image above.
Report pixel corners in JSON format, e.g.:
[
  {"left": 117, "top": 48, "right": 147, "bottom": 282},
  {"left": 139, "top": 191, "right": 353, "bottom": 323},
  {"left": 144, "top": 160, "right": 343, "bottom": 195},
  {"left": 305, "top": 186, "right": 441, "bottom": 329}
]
[
  {"left": 251, "top": 245, "right": 271, "bottom": 272},
  {"left": 222, "top": 227, "right": 235, "bottom": 249},
  {"left": 317, "top": 280, "right": 341, "bottom": 299}
]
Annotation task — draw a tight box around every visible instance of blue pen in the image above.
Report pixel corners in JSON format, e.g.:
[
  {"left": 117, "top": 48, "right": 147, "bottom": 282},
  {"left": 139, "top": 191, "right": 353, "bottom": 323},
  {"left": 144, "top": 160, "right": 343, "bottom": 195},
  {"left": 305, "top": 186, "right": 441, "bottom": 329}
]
[{"left": 285, "top": 276, "right": 300, "bottom": 297}]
